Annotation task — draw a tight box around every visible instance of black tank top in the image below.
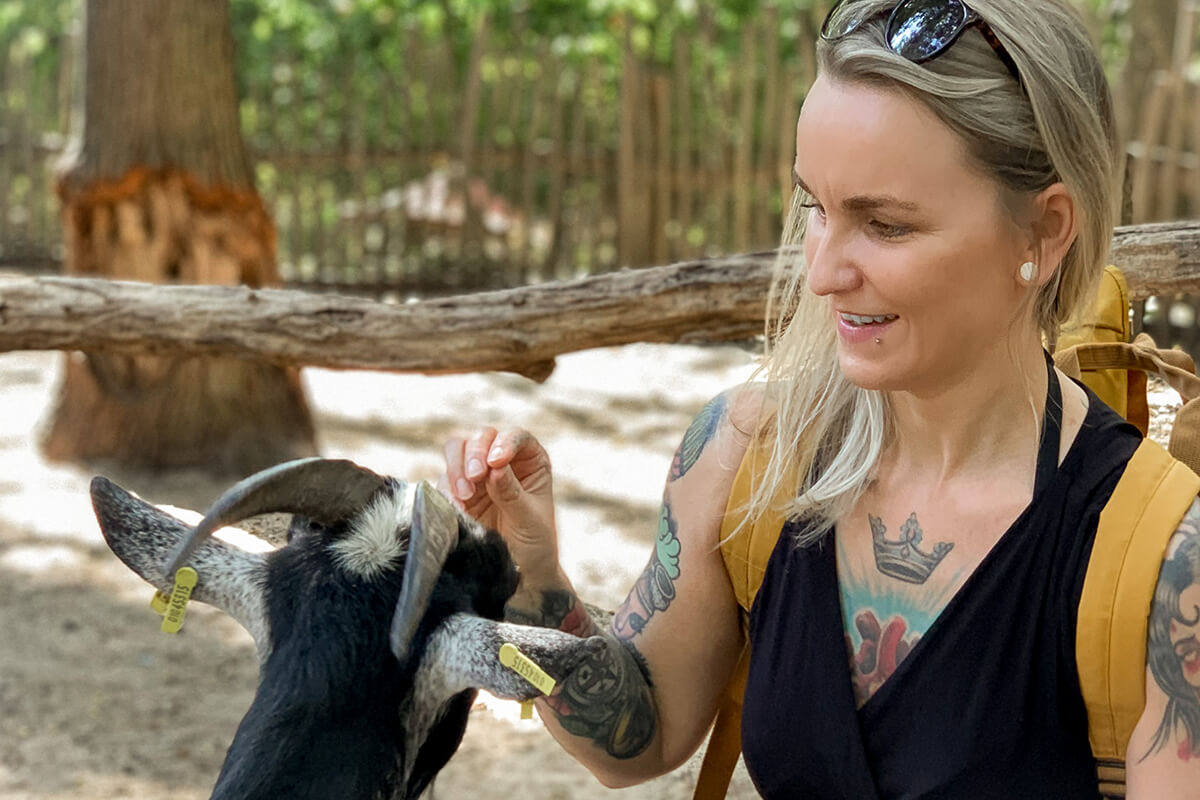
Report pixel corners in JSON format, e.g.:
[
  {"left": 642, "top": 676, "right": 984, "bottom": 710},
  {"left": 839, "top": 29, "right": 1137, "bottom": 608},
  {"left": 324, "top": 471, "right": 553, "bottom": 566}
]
[{"left": 741, "top": 377, "right": 1142, "bottom": 799}]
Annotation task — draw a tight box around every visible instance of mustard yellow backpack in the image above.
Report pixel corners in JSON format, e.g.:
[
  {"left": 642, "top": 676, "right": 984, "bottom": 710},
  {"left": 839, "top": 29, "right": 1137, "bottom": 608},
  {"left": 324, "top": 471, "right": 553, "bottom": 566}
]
[{"left": 695, "top": 266, "right": 1200, "bottom": 800}]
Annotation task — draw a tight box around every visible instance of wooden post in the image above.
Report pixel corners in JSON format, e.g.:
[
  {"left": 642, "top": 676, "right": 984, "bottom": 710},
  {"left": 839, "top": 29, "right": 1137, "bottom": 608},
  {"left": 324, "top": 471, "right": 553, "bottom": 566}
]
[
  {"left": 543, "top": 59, "right": 569, "bottom": 281},
  {"left": 733, "top": 21, "right": 757, "bottom": 255},
  {"left": 617, "top": 15, "right": 651, "bottom": 267},
  {"left": 653, "top": 71, "right": 673, "bottom": 266},
  {"left": 457, "top": 8, "right": 490, "bottom": 286},
  {"left": 1132, "top": 75, "right": 1171, "bottom": 223},
  {"left": 758, "top": 6, "right": 782, "bottom": 249},
  {"left": 1155, "top": 0, "right": 1197, "bottom": 220},
  {"left": 674, "top": 35, "right": 694, "bottom": 261}
]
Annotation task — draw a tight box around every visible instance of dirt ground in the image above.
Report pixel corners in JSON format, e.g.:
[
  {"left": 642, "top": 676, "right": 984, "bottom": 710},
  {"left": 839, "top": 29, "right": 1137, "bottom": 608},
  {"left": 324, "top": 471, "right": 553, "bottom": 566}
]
[{"left": 0, "top": 345, "right": 765, "bottom": 800}]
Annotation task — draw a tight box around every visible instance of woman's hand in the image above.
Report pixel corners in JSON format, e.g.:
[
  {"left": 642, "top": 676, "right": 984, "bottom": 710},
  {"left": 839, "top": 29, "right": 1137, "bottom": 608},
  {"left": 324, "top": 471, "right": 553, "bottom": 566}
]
[{"left": 442, "top": 426, "right": 561, "bottom": 585}]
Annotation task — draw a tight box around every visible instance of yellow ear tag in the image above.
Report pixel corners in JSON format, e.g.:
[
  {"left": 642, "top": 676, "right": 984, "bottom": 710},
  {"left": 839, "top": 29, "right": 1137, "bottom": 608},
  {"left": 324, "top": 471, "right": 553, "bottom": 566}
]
[
  {"left": 150, "top": 590, "right": 170, "bottom": 615},
  {"left": 520, "top": 700, "right": 534, "bottom": 720},
  {"left": 498, "top": 642, "right": 556, "bottom": 696},
  {"left": 160, "top": 567, "right": 198, "bottom": 634}
]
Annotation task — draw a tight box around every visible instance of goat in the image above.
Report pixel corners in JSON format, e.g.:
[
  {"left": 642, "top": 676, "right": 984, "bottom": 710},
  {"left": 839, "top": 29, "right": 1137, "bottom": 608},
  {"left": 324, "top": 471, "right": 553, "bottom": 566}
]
[{"left": 90, "top": 457, "right": 603, "bottom": 799}]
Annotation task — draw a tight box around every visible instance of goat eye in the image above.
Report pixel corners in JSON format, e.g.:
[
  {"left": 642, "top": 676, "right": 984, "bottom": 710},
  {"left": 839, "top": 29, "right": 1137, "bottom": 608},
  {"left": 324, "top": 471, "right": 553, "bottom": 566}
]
[{"left": 287, "top": 515, "right": 327, "bottom": 542}]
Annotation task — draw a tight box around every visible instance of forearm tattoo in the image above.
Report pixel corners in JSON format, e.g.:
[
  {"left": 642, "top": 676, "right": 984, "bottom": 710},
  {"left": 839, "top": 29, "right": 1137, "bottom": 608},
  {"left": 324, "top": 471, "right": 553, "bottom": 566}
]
[
  {"left": 1142, "top": 497, "right": 1200, "bottom": 761},
  {"left": 534, "top": 394, "right": 725, "bottom": 760},
  {"left": 612, "top": 495, "right": 681, "bottom": 639},
  {"left": 506, "top": 588, "right": 597, "bottom": 638},
  {"left": 544, "top": 636, "right": 657, "bottom": 759}
]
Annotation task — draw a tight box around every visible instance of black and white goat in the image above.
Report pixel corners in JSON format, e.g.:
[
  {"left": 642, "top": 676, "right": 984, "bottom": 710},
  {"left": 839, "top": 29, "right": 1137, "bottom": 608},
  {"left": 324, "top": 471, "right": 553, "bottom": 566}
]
[{"left": 90, "top": 458, "right": 602, "bottom": 799}]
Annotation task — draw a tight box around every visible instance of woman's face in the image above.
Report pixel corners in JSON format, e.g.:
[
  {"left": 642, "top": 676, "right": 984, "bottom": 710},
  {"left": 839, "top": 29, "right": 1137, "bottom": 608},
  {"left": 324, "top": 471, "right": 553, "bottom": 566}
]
[{"left": 795, "top": 75, "right": 1032, "bottom": 395}]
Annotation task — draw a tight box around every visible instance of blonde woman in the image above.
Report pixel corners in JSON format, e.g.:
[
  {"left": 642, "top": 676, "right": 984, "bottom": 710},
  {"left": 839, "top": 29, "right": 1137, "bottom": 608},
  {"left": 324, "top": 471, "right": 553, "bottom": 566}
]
[{"left": 443, "top": 1, "right": 1200, "bottom": 796}]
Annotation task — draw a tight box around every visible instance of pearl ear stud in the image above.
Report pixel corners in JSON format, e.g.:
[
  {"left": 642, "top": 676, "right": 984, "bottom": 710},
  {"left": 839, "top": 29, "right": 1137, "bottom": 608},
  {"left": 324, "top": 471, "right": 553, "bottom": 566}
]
[{"left": 1019, "top": 261, "right": 1037, "bottom": 283}]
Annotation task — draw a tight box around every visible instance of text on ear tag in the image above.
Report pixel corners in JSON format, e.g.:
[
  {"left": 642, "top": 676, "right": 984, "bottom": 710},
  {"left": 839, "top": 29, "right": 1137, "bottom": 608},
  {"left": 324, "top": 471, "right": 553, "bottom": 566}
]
[
  {"left": 160, "top": 567, "right": 199, "bottom": 634},
  {"left": 499, "top": 642, "right": 556, "bottom": 696}
]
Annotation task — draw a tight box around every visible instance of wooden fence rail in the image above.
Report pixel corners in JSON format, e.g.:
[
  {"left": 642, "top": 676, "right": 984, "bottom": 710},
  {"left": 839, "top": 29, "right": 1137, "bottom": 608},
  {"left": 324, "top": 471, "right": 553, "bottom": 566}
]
[{"left": 2, "top": 221, "right": 1197, "bottom": 380}]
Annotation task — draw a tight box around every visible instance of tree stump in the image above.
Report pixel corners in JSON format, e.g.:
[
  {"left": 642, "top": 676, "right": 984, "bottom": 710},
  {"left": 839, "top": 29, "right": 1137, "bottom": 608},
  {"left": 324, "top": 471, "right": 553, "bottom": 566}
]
[{"left": 42, "top": 0, "right": 315, "bottom": 474}]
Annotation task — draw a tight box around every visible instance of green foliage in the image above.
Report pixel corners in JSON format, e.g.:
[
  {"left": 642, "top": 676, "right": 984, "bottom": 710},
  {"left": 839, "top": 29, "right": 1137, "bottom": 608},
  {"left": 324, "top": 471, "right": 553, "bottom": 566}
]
[
  {"left": 3, "top": 0, "right": 1172, "bottom": 150},
  {"left": 0, "top": 0, "right": 77, "bottom": 132}
]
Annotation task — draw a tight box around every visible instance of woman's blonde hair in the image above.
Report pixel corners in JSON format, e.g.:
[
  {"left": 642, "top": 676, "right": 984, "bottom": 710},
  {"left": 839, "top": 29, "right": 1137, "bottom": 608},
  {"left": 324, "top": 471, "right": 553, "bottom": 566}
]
[{"left": 746, "top": 0, "right": 1120, "bottom": 544}]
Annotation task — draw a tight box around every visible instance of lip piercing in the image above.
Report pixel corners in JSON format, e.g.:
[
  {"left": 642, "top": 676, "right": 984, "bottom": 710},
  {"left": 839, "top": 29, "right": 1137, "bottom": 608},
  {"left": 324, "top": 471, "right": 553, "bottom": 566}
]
[{"left": 874, "top": 338, "right": 882, "bottom": 345}]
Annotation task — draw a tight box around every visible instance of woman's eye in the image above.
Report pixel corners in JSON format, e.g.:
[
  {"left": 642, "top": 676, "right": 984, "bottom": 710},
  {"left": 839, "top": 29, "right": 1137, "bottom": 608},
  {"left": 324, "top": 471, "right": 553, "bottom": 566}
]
[
  {"left": 870, "top": 219, "right": 911, "bottom": 239},
  {"left": 800, "top": 201, "right": 826, "bottom": 219}
]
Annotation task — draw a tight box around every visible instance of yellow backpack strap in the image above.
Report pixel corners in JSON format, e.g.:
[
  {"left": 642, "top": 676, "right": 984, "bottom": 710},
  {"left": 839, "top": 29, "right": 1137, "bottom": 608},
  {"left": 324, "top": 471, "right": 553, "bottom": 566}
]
[
  {"left": 1056, "top": 265, "right": 1134, "bottom": 420},
  {"left": 1077, "top": 438, "right": 1200, "bottom": 793},
  {"left": 694, "top": 646, "right": 749, "bottom": 800},
  {"left": 694, "top": 437, "right": 792, "bottom": 799}
]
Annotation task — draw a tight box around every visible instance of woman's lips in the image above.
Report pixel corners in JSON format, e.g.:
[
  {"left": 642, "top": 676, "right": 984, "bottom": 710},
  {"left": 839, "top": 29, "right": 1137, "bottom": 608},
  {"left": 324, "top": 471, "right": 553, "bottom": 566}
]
[{"left": 837, "top": 315, "right": 898, "bottom": 345}]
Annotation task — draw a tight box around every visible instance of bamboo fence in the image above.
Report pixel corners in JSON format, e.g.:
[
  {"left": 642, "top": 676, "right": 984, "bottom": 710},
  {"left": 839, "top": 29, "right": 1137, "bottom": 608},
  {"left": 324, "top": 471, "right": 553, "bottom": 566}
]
[{"left": 0, "top": 7, "right": 1197, "bottom": 342}]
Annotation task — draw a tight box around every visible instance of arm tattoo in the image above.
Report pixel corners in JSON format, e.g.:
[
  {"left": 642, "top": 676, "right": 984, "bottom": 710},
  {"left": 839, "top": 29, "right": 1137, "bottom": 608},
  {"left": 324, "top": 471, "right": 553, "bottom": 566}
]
[
  {"left": 612, "top": 494, "right": 681, "bottom": 639},
  {"left": 669, "top": 393, "right": 727, "bottom": 481},
  {"left": 506, "top": 588, "right": 598, "bottom": 638},
  {"left": 1143, "top": 497, "right": 1200, "bottom": 762},
  {"left": 544, "top": 637, "right": 657, "bottom": 759},
  {"left": 529, "top": 399, "right": 710, "bottom": 760}
]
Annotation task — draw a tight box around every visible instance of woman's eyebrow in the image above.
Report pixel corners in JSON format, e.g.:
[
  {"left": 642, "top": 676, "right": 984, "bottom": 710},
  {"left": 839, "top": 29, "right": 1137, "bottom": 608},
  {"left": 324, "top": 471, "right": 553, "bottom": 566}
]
[
  {"left": 792, "top": 168, "right": 808, "bottom": 192},
  {"left": 792, "top": 168, "right": 920, "bottom": 212}
]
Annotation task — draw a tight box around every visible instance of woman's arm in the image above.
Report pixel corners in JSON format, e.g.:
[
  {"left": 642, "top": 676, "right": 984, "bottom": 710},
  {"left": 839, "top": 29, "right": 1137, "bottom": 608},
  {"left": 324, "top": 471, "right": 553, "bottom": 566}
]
[
  {"left": 446, "top": 388, "right": 760, "bottom": 786},
  {"left": 1125, "top": 497, "right": 1200, "bottom": 798}
]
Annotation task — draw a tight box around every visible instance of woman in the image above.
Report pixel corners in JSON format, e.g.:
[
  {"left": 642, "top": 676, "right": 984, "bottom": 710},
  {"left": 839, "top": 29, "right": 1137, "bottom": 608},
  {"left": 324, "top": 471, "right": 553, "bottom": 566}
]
[{"left": 443, "top": 1, "right": 1200, "bottom": 796}]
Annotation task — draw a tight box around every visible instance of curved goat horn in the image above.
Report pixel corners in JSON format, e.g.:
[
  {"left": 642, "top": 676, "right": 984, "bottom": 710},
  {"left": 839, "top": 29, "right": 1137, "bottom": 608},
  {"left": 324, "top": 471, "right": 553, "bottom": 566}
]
[
  {"left": 165, "top": 457, "right": 388, "bottom": 576},
  {"left": 390, "top": 482, "right": 460, "bottom": 662}
]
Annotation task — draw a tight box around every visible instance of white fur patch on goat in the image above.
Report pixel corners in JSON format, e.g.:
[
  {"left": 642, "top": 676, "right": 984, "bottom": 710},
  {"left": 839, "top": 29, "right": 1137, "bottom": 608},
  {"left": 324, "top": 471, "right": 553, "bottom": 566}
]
[{"left": 331, "top": 485, "right": 412, "bottom": 578}]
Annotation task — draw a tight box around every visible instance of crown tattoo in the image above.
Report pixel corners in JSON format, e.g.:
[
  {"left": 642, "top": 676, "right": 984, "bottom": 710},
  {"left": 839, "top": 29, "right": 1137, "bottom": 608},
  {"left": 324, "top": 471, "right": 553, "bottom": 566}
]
[{"left": 870, "top": 513, "right": 953, "bottom": 585}]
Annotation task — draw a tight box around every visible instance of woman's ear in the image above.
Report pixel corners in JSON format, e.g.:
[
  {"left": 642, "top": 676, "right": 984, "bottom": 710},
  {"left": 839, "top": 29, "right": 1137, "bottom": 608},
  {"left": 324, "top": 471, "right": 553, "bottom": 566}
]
[{"left": 1027, "top": 182, "right": 1078, "bottom": 285}]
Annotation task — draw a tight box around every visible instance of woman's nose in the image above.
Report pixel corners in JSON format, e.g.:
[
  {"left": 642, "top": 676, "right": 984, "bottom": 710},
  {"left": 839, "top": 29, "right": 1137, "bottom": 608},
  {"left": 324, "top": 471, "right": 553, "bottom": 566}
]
[{"left": 805, "top": 229, "right": 861, "bottom": 297}]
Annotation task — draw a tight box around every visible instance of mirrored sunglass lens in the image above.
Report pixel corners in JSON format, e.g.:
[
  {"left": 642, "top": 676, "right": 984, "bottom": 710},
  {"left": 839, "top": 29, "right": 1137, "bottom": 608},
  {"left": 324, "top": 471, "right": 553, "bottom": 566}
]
[
  {"left": 823, "top": 1, "right": 874, "bottom": 39},
  {"left": 887, "top": 0, "right": 968, "bottom": 60}
]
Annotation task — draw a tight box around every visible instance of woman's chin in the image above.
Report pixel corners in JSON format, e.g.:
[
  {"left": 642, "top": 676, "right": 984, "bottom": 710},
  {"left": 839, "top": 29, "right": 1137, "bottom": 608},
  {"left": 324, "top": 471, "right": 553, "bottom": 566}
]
[{"left": 836, "top": 351, "right": 900, "bottom": 392}]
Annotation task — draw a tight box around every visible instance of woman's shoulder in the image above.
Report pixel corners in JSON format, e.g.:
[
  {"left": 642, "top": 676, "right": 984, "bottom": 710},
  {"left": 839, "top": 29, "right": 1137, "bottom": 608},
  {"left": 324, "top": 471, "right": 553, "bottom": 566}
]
[
  {"left": 666, "top": 384, "right": 771, "bottom": 529},
  {"left": 680, "top": 383, "right": 771, "bottom": 465},
  {"left": 1071, "top": 380, "right": 1144, "bottom": 453},
  {"left": 1059, "top": 379, "right": 1145, "bottom": 507}
]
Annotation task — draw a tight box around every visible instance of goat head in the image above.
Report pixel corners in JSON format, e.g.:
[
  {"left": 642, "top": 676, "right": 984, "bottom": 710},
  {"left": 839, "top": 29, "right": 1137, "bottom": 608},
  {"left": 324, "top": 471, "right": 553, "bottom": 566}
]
[{"left": 91, "top": 458, "right": 604, "bottom": 800}]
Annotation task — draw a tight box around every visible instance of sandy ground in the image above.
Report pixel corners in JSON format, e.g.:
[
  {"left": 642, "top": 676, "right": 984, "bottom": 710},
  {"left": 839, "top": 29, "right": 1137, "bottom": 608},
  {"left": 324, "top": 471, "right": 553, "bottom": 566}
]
[{"left": 0, "top": 345, "right": 765, "bottom": 800}]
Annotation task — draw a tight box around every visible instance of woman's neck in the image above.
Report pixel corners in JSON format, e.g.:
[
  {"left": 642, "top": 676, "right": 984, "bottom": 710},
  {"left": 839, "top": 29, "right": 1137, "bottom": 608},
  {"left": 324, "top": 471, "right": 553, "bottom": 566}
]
[{"left": 883, "top": 340, "right": 1050, "bottom": 487}]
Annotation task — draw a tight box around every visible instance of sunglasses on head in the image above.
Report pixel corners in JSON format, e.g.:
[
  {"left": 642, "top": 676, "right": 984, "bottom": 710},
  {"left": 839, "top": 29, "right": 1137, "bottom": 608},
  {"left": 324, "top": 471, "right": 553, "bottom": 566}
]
[{"left": 821, "top": 0, "right": 1021, "bottom": 83}]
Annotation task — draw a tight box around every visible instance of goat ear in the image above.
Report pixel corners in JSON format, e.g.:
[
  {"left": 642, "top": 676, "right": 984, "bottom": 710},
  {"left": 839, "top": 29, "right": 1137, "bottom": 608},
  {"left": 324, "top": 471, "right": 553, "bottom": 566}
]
[
  {"left": 389, "top": 482, "right": 460, "bottom": 661},
  {"left": 91, "top": 477, "right": 270, "bottom": 650},
  {"left": 417, "top": 613, "right": 606, "bottom": 702}
]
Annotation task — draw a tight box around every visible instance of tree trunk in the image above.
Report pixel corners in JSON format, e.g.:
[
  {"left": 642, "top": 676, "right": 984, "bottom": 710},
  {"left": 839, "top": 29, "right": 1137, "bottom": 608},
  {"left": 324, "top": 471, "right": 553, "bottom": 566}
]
[
  {"left": 43, "top": 0, "right": 316, "bottom": 474},
  {"left": 1118, "top": 0, "right": 1179, "bottom": 135}
]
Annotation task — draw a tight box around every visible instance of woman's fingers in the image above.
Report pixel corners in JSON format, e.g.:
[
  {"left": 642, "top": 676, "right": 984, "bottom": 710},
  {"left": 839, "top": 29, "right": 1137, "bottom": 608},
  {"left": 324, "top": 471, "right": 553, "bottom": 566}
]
[
  {"left": 487, "top": 429, "right": 540, "bottom": 468},
  {"left": 442, "top": 436, "right": 474, "bottom": 501},
  {"left": 444, "top": 427, "right": 551, "bottom": 520},
  {"left": 463, "top": 427, "right": 499, "bottom": 481},
  {"left": 445, "top": 427, "right": 496, "bottom": 501}
]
